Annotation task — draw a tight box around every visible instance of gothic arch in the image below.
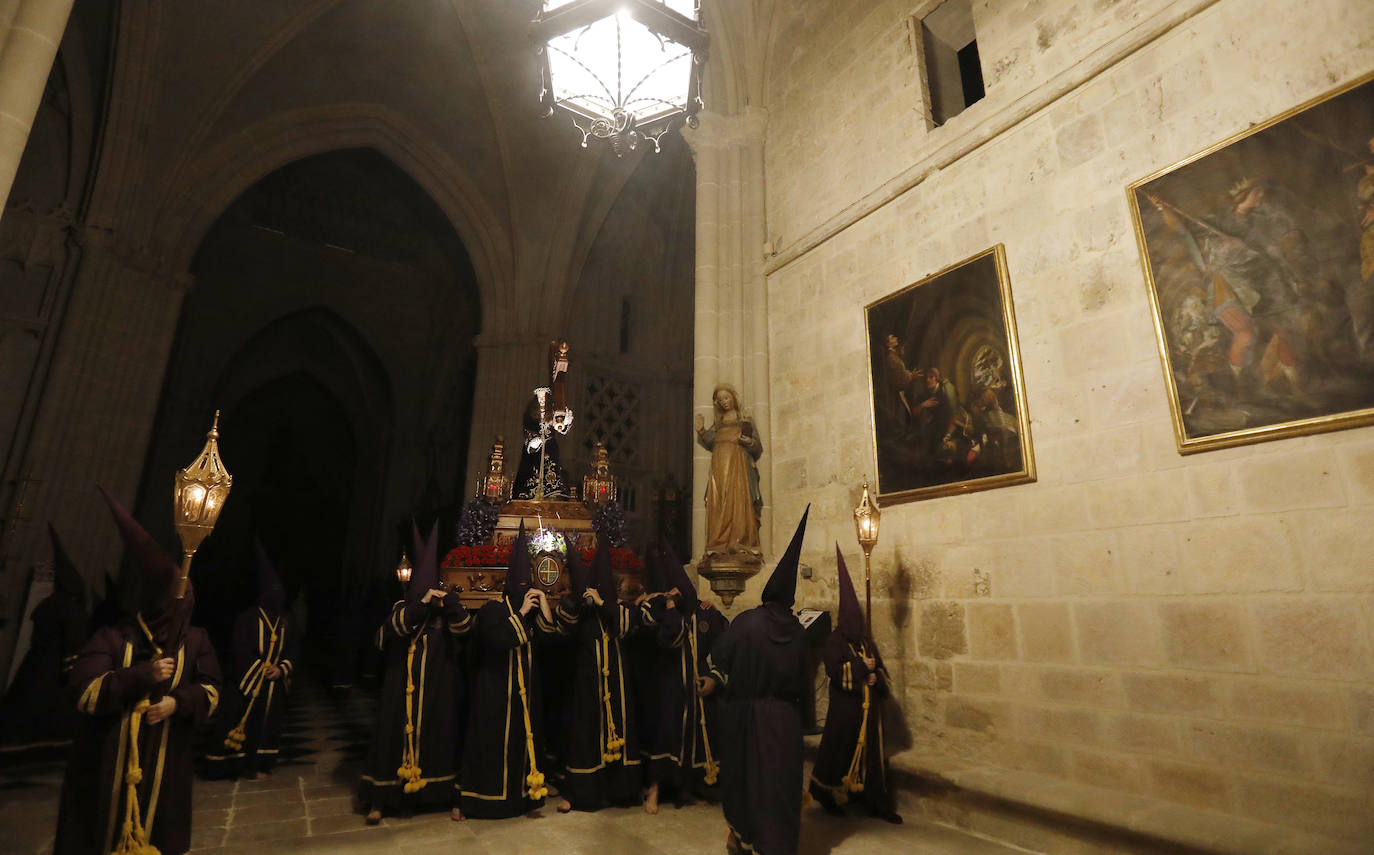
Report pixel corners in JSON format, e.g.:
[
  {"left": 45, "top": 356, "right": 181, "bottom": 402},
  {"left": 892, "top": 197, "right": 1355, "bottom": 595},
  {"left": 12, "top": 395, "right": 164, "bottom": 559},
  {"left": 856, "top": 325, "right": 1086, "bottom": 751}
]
[{"left": 152, "top": 103, "right": 515, "bottom": 328}]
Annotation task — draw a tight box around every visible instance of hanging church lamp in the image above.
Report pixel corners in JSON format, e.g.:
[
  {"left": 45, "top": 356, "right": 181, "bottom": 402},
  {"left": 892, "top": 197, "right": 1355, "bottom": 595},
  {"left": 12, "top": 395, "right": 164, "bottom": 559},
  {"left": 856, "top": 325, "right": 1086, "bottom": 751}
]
[{"left": 532, "top": 0, "right": 708, "bottom": 156}]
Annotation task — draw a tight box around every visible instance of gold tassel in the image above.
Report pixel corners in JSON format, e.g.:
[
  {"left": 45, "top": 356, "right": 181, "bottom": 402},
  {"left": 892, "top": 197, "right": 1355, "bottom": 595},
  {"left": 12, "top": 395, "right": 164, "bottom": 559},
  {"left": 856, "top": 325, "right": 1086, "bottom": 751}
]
[
  {"left": 842, "top": 676, "right": 872, "bottom": 795},
  {"left": 688, "top": 621, "right": 719, "bottom": 786},
  {"left": 397, "top": 621, "right": 426, "bottom": 793},
  {"left": 599, "top": 625, "right": 624, "bottom": 763},
  {"left": 512, "top": 603, "right": 547, "bottom": 801},
  {"left": 112, "top": 699, "right": 161, "bottom": 855}
]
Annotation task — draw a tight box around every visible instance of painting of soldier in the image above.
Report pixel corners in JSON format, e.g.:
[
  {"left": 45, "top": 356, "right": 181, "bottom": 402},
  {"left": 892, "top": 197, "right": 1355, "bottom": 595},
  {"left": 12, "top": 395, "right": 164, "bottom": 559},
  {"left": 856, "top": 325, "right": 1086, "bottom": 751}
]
[
  {"left": 864, "top": 245, "right": 1036, "bottom": 503},
  {"left": 1129, "top": 72, "right": 1374, "bottom": 452}
]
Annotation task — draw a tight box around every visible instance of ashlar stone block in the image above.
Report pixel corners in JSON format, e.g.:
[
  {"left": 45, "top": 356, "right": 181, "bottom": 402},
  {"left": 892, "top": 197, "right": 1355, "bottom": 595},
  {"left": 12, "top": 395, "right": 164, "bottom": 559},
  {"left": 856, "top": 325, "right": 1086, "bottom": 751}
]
[
  {"left": 1157, "top": 600, "right": 1254, "bottom": 670},
  {"left": 917, "top": 601, "right": 968, "bottom": 660},
  {"left": 1016, "top": 601, "right": 1075, "bottom": 663},
  {"left": 1254, "top": 599, "right": 1371, "bottom": 681}
]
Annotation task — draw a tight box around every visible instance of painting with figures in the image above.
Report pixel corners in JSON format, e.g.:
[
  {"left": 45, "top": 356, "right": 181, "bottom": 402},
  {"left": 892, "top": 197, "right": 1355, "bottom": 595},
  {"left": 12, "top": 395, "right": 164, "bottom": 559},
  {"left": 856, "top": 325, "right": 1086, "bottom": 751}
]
[
  {"left": 864, "top": 245, "right": 1035, "bottom": 504},
  {"left": 1128, "top": 72, "right": 1374, "bottom": 453}
]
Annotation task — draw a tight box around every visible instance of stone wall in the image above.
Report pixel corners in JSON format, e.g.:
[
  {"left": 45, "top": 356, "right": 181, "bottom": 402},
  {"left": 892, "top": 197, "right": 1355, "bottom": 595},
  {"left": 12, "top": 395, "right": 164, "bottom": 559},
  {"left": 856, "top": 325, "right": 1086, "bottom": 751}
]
[{"left": 759, "top": 0, "right": 1374, "bottom": 844}]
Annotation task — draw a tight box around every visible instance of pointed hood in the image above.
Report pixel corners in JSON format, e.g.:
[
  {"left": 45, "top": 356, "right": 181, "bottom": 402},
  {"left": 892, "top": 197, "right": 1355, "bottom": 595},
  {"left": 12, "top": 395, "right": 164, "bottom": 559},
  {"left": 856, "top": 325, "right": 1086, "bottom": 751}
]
[
  {"left": 563, "top": 532, "right": 591, "bottom": 594},
  {"left": 408, "top": 520, "right": 440, "bottom": 607},
  {"left": 97, "top": 484, "right": 183, "bottom": 641},
  {"left": 92, "top": 572, "right": 124, "bottom": 628},
  {"left": 48, "top": 524, "right": 85, "bottom": 602},
  {"left": 762, "top": 505, "right": 809, "bottom": 608},
  {"left": 254, "top": 537, "right": 287, "bottom": 615},
  {"left": 592, "top": 536, "right": 618, "bottom": 604},
  {"left": 504, "top": 521, "right": 532, "bottom": 598},
  {"left": 835, "top": 543, "right": 864, "bottom": 640},
  {"left": 644, "top": 541, "right": 669, "bottom": 594},
  {"left": 663, "top": 540, "right": 698, "bottom": 615}
]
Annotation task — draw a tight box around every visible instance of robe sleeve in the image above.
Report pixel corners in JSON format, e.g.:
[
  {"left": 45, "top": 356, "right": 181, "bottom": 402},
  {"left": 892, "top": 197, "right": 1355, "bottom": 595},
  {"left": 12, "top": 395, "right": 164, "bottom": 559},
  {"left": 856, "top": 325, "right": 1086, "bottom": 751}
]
[
  {"left": 534, "top": 604, "right": 565, "bottom": 637},
  {"left": 556, "top": 594, "right": 582, "bottom": 628},
  {"left": 72, "top": 628, "right": 162, "bottom": 716},
  {"left": 822, "top": 633, "right": 869, "bottom": 694},
  {"left": 704, "top": 622, "right": 737, "bottom": 690},
  {"left": 442, "top": 595, "right": 474, "bottom": 637},
  {"left": 597, "top": 600, "right": 634, "bottom": 639},
  {"left": 656, "top": 603, "right": 685, "bottom": 649},
  {"left": 170, "top": 627, "right": 223, "bottom": 722},
  {"left": 276, "top": 617, "right": 299, "bottom": 685},
  {"left": 479, "top": 602, "right": 530, "bottom": 650}
]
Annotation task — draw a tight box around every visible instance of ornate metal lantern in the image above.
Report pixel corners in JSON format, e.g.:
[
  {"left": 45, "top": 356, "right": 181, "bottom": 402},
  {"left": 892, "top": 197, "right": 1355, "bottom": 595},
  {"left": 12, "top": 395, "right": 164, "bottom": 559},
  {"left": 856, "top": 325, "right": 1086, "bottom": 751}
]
[
  {"left": 533, "top": 0, "right": 708, "bottom": 155},
  {"left": 853, "top": 480, "right": 880, "bottom": 635},
  {"left": 172, "top": 411, "right": 232, "bottom": 596},
  {"left": 395, "top": 550, "right": 413, "bottom": 585}
]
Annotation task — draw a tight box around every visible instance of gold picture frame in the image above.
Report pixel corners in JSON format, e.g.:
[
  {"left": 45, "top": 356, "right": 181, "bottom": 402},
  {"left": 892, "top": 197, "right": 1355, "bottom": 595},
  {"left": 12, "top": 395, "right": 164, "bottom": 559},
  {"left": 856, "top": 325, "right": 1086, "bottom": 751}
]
[
  {"left": 1127, "top": 71, "right": 1374, "bottom": 454},
  {"left": 864, "top": 244, "right": 1035, "bottom": 504}
]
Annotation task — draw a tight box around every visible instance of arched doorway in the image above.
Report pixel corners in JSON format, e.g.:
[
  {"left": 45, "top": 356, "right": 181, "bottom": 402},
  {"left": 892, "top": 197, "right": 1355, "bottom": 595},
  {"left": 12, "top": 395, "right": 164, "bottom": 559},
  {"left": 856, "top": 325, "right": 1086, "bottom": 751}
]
[{"left": 135, "top": 148, "right": 480, "bottom": 684}]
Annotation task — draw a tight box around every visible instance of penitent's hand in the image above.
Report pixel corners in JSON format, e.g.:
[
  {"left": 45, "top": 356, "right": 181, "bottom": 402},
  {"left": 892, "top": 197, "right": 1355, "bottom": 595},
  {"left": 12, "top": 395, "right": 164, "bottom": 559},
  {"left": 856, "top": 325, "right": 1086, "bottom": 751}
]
[
  {"left": 696, "top": 676, "right": 716, "bottom": 697},
  {"left": 520, "top": 589, "right": 540, "bottom": 616},
  {"left": 867, "top": 673, "right": 877, "bottom": 687},
  {"left": 694, "top": 414, "right": 705, "bottom": 432},
  {"left": 584, "top": 588, "right": 604, "bottom": 607},
  {"left": 145, "top": 696, "right": 178, "bottom": 724},
  {"left": 151, "top": 657, "right": 176, "bottom": 682}
]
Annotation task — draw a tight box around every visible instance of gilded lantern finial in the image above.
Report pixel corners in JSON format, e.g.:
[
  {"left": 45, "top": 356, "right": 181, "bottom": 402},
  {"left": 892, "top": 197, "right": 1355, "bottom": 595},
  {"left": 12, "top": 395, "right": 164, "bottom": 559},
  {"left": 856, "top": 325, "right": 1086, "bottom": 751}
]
[
  {"left": 583, "top": 441, "right": 618, "bottom": 506},
  {"left": 172, "top": 410, "right": 233, "bottom": 597}
]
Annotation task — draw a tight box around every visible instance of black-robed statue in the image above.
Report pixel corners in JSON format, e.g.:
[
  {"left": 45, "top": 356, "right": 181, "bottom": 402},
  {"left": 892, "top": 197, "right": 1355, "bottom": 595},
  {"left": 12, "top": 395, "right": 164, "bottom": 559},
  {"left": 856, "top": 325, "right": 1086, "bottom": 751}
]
[
  {"left": 55, "top": 486, "right": 222, "bottom": 855},
  {"left": 704, "top": 507, "right": 812, "bottom": 855},
  {"left": 359, "top": 521, "right": 473, "bottom": 823},
  {"left": 204, "top": 540, "right": 297, "bottom": 780},
  {"left": 808, "top": 545, "right": 902, "bottom": 823}
]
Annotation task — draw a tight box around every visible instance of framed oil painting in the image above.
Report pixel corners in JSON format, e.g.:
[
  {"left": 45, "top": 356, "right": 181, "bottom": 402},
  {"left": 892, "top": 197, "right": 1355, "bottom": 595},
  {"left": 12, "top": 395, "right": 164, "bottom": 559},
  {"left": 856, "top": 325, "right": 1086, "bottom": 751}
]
[
  {"left": 864, "top": 244, "right": 1035, "bottom": 504},
  {"left": 1128, "top": 71, "right": 1374, "bottom": 453}
]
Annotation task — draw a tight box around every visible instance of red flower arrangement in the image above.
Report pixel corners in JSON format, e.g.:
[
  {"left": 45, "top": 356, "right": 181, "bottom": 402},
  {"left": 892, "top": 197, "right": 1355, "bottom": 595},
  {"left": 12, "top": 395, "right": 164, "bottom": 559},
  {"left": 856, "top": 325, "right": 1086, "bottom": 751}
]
[{"left": 443, "top": 543, "right": 644, "bottom": 571}]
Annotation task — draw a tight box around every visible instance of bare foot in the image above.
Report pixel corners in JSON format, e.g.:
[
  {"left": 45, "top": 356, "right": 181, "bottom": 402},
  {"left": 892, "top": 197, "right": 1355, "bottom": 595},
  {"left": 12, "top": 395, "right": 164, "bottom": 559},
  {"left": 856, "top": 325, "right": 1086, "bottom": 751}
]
[
  {"left": 726, "top": 828, "right": 742, "bottom": 853},
  {"left": 451, "top": 808, "right": 465, "bottom": 822},
  {"left": 556, "top": 798, "right": 572, "bottom": 813},
  {"left": 252, "top": 771, "right": 270, "bottom": 781},
  {"left": 364, "top": 808, "right": 381, "bottom": 826},
  {"left": 644, "top": 783, "right": 659, "bottom": 815}
]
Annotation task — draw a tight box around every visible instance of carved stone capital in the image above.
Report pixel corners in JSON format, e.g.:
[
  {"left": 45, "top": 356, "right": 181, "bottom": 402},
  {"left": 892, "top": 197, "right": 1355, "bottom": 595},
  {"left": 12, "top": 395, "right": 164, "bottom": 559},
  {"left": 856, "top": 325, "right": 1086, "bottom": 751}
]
[{"left": 681, "top": 107, "right": 768, "bottom": 155}]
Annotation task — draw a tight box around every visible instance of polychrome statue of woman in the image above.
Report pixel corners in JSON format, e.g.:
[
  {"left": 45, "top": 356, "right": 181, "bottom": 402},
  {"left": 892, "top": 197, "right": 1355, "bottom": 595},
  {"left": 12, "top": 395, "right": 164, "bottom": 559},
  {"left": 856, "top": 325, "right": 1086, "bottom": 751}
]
[{"left": 694, "top": 384, "right": 763, "bottom": 558}]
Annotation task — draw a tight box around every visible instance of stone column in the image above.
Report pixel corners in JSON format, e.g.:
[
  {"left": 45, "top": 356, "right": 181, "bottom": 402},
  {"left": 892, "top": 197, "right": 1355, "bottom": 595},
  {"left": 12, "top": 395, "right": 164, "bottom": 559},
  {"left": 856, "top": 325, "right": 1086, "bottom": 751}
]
[
  {"left": 0, "top": 232, "right": 188, "bottom": 681},
  {"left": 683, "top": 108, "right": 772, "bottom": 606},
  {"left": 463, "top": 332, "right": 552, "bottom": 503},
  {"left": 0, "top": 0, "right": 75, "bottom": 217}
]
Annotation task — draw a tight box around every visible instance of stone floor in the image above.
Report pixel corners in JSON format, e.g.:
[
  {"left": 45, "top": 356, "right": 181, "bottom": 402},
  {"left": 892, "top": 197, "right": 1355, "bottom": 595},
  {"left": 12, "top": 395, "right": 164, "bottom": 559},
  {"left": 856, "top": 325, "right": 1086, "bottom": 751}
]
[{"left": 0, "top": 675, "right": 1030, "bottom": 854}]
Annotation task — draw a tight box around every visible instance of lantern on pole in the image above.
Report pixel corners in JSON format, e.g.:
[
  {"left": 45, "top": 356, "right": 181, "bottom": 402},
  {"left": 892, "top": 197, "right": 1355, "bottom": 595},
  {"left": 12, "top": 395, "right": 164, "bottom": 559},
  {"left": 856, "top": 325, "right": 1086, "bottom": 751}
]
[
  {"left": 852, "top": 480, "right": 881, "bottom": 636},
  {"left": 395, "top": 550, "right": 413, "bottom": 585},
  {"left": 172, "top": 411, "right": 232, "bottom": 598}
]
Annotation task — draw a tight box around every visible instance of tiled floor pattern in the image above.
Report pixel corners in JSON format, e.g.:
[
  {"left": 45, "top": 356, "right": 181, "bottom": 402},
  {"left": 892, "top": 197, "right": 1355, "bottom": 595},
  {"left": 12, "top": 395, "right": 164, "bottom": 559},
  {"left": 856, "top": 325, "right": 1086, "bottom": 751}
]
[{"left": 0, "top": 676, "right": 1028, "bottom": 854}]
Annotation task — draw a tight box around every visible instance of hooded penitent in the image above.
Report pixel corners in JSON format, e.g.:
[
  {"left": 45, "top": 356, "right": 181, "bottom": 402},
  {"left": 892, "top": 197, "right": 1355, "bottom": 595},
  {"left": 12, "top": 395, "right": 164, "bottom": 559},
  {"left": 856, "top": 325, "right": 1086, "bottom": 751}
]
[
  {"left": 564, "top": 533, "right": 591, "bottom": 594},
  {"left": 644, "top": 540, "right": 669, "bottom": 594},
  {"left": 663, "top": 540, "right": 698, "bottom": 615},
  {"left": 48, "top": 524, "right": 86, "bottom": 605},
  {"left": 592, "top": 537, "right": 618, "bottom": 605},
  {"left": 97, "top": 484, "right": 185, "bottom": 647},
  {"left": 761, "top": 504, "right": 809, "bottom": 608},
  {"left": 407, "top": 520, "right": 440, "bottom": 611},
  {"left": 254, "top": 538, "right": 287, "bottom": 616},
  {"left": 834, "top": 544, "right": 865, "bottom": 641},
  {"left": 504, "top": 521, "right": 531, "bottom": 599}
]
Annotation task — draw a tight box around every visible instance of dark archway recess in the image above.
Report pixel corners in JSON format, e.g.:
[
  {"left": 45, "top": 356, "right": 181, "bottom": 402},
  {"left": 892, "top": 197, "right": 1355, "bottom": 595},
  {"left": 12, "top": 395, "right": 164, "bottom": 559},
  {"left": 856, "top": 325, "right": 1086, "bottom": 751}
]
[{"left": 135, "top": 149, "right": 481, "bottom": 685}]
